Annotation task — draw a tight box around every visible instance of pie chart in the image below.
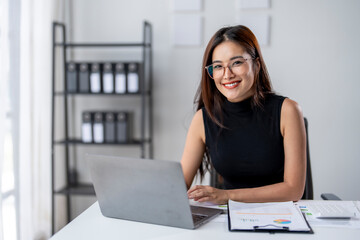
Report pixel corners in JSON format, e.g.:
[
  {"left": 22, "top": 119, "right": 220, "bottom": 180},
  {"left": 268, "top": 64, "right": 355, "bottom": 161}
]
[{"left": 274, "top": 219, "right": 291, "bottom": 224}]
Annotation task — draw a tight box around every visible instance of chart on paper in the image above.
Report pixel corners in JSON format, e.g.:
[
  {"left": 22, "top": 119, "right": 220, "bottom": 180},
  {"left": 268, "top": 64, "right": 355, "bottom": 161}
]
[{"left": 228, "top": 200, "right": 310, "bottom": 231}]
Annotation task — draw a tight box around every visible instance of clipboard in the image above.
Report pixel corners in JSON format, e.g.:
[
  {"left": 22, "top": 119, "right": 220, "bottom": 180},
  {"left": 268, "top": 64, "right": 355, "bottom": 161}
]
[{"left": 227, "top": 200, "right": 314, "bottom": 234}]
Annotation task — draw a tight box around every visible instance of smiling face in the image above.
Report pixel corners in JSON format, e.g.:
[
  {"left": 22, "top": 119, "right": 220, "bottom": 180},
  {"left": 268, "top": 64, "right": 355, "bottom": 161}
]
[{"left": 211, "top": 41, "right": 258, "bottom": 103}]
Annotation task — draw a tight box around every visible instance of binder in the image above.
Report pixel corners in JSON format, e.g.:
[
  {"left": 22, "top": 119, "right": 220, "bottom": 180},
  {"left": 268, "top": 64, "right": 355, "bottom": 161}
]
[
  {"left": 68, "top": 169, "right": 78, "bottom": 187},
  {"left": 127, "top": 63, "right": 140, "bottom": 93},
  {"left": 104, "top": 112, "right": 116, "bottom": 143},
  {"left": 90, "top": 63, "right": 101, "bottom": 93},
  {"left": 116, "top": 112, "right": 129, "bottom": 143},
  {"left": 115, "top": 63, "right": 126, "bottom": 94},
  {"left": 66, "top": 62, "right": 78, "bottom": 93},
  {"left": 227, "top": 200, "right": 313, "bottom": 234},
  {"left": 93, "top": 112, "right": 104, "bottom": 143},
  {"left": 79, "top": 63, "right": 90, "bottom": 93},
  {"left": 81, "top": 112, "right": 92, "bottom": 143},
  {"left": 103, "top": 63, "right": 114, "bottom": 93}
]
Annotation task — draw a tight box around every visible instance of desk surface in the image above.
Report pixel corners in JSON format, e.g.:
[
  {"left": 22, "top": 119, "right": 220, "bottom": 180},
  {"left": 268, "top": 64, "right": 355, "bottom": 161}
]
[{"left": 51, "top": 202, "right": 360, "bottom": 240}]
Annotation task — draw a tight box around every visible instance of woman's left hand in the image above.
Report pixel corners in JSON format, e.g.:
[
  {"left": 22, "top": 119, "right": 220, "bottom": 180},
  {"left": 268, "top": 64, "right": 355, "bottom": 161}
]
[{"left": 187, "top": 185, "right": 229, "bottom": 205}]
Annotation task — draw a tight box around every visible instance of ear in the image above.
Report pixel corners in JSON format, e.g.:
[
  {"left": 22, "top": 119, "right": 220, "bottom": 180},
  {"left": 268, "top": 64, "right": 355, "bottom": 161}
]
[
  {"left": 253, "top": 57, "right": 261, "bottom": 75},
  {"left": 255, "top": 57, "right": 260, "bottom": 70}
]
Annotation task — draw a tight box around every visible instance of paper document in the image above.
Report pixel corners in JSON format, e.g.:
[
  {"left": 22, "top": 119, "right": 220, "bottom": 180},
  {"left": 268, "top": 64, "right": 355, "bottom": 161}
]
[{"left": 228, "top": 200, "right": 311, "bottom": 232}]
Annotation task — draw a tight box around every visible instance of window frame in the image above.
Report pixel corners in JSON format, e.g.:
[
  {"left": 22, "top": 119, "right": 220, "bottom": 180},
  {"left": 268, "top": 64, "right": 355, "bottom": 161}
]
[{"left": 1, "top": 0, "right": 21, "bottom": 239}]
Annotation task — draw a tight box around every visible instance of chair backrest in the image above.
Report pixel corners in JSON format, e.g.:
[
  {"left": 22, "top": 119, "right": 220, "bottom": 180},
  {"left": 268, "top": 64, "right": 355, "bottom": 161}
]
[
  {"left": 209, "top": 117, "right": 314, "bottom": 200},
  {"left": 302, "top": 117, "right": 313, "bottom": 199}
]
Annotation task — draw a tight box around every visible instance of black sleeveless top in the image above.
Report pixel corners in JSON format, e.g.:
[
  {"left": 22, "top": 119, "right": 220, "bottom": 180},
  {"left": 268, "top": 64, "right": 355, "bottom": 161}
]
[{"left": 203, "top": 94, "right": 286, "bottom": 189}]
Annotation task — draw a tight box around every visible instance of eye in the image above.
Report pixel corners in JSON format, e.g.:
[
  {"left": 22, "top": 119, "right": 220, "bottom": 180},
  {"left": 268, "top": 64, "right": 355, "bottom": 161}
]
[
  {"left": 213, "top": 64, "right": 223, "bottom": 70},
  {"left": 231, "top": 60, "right": 245, "bottom": 67}
]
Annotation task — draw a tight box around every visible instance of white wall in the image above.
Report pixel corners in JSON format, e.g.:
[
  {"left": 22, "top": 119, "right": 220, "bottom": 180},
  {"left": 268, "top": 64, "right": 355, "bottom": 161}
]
[{"left": 65, "top": 0, "right": 360, "bottom": 204}]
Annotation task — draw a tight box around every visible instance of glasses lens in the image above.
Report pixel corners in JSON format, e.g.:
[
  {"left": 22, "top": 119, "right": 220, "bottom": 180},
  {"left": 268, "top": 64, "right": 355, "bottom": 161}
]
[{"left": 207, "top": 65, "right": 213, "bottom": 78}]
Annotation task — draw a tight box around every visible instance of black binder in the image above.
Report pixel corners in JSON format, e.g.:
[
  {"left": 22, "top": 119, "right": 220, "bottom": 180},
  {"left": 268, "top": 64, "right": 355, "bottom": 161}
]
[
  {"left": 104, "top": 112, "right": 116, "bottom": 143},
  {"left": 66, "top": 62, "right": 77, "bottom": 93},
  {"left": 116, "top": 112, "right": 129, "bottom": 143},
  {"left": 79, "top": 63, "right": 90, "bottom": 93}
]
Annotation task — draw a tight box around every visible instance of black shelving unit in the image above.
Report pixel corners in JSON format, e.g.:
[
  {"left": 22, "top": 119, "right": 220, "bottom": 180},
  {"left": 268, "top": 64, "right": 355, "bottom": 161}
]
[{"left": 51, "top": 21, "right": 153, "bottom": 234}]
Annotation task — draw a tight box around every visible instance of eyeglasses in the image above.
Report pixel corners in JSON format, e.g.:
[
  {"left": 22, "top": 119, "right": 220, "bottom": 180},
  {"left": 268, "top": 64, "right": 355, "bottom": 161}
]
[{"left": 205, "top": 58, "right": 252, "bottom": 79}]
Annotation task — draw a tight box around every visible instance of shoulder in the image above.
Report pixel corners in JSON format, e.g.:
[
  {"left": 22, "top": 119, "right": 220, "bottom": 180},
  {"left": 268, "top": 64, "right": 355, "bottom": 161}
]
[
  {"left": 282, "top": 98, "right": 303, "bottom": 119},
  {"left": 189, "top": 109, "right": 205, "bottom": 142},
  {"left": 280, "top": 98, "right": 305, "bottom": 135},
  {"left": 193, "top": 108, "right": 204, "bottom": 122}
]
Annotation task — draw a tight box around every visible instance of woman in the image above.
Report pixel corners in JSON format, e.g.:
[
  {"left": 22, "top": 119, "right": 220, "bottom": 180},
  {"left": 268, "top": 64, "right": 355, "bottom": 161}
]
[{"left": 180, "top": 25, "right": 306, "bottom": 204}]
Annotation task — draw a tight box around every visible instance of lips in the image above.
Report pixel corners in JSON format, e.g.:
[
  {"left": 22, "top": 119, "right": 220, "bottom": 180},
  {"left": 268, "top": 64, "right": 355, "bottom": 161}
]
[{"left": 222, "top": 81, "right": 241, "bottom": 89}]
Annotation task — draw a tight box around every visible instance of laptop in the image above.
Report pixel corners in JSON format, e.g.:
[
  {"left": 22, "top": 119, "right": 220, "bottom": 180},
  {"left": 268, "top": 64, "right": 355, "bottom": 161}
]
[{"left": 87, "top": 154, "right": 223, "bottom": 229}]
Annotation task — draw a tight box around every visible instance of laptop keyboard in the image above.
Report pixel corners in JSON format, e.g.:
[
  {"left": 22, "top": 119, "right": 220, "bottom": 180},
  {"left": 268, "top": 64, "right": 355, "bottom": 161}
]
[{"left": 192, "top": 213, "right": 207, "bottom": 223}]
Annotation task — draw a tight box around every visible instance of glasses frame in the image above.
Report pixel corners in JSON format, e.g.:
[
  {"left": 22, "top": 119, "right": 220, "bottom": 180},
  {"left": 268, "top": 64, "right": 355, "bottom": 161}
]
[{"left": 205, "top": 58, "right": 253, "bottom": 79}]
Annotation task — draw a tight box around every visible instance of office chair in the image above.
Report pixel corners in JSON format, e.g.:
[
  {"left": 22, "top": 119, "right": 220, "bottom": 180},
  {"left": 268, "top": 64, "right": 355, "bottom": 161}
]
[
  {"left": 302, "top": 118, "right": 313, "bottom": 199},
  {"left": 300, "top": 118, "right": 340, "bottom": 200},
  {"left": 209, "top": 118, "right": 315, "bottom": 200}
]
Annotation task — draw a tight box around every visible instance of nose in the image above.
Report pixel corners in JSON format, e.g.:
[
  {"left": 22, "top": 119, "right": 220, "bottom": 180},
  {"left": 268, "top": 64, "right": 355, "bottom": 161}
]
[{"left": 223, "top": 66, "right": 234, "bottom": 79}]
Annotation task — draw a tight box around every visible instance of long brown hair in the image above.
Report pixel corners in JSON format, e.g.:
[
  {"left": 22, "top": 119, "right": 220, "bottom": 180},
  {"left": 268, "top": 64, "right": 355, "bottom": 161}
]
[{"left": 195, "top": 25, "right": 273, "bottom": 180}]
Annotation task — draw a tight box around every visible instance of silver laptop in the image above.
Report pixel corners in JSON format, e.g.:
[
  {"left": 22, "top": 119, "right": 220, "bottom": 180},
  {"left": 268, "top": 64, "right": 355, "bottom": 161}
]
[{"left": 87, "top": 154, "right": 223, "bottom": 229}]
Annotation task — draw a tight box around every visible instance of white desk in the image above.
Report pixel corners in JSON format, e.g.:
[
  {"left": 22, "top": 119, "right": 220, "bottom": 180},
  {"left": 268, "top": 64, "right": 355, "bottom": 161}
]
[{"left": 50, "top": 202, "right": 360, "bottom": 240}]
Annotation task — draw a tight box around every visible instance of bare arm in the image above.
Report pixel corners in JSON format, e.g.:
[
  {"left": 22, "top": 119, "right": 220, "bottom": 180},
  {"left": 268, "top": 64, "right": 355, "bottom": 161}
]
[
  {"left": 180, "top": 109, "right": 206, "bottom": 189},
  {"left": 188, "top": 99, "right": 307, "bottom": 203}
]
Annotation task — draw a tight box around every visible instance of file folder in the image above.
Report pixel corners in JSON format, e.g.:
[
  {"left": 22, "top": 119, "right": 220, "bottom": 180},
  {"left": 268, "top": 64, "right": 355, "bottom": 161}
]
[
  {"left": 79, "top": 63, "right": 90, "bottom": 93},
  {"left": 103, "top": 63, "right": 114, "bottom": 93},
  {"left": 93, "top": 112, "right": 104, "bottom": 143},
  {"left": 127, "top": 63, "right": 140, "bottom": 93},
  {"left": 66, "top": 62, "right": 78, "bottom": 93},
  {"left": 90, "top": 63, "right": 101, "bottom": 93},
  {"left": 115, "top": 63, "right": 126, "bottom": 94},
  {"left": 104, "top": 112, "right": 116, "bottom": 143},
  {"left": 116, "top": 112, "right": 129, "bottom": 143},
  {"left": 81, "top": 111, "right": 93, "bottom": 143}
]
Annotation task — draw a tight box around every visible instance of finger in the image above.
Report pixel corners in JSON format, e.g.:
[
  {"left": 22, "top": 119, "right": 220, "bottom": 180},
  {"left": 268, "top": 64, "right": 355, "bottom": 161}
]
[
  {"left": 192, "top": 188, "right": 218, "bottom": 202},
  {"left": 190, "top": 187, "right": 211, "bottom": 198},
  {"left": 188, "top": 190, "right": 201, "bottom": 199},
  {"left": 195, "top": 196, "right": 211, "bottom": 203},
  {"left": 188, "top": 188, "right": 206, "bottom": 200},
  {"left": 187, "top": 185, "right": 203, "bottom": 194}
]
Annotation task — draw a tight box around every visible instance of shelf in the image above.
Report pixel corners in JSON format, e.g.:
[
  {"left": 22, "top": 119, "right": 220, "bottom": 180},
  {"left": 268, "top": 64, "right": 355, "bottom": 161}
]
[
  {"left": 55, "top": 183, "right": 95, "bottom": 196},
  {"left": 51, "top": 21, "right": 153, "bottom": 234},
  {"left": 54, "top": 91, "right": 151, "bottom": 96},
  {"left": 54, "top": 138, "right": 150, "bottom": 145},
  {"left": 55, "top": 42, "right": 151, "bottom": 48}
]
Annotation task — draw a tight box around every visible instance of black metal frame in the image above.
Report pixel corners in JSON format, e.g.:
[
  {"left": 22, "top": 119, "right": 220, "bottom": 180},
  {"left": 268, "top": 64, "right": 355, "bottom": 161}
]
[{"left": 51, "top": 21, "right": 153, "bottom": 235}]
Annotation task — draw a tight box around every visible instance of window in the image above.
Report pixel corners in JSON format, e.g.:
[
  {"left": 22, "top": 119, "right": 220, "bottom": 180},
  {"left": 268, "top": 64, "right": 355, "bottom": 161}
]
[{"left": 0, "top": 0, "right": 20, "bottom": 239}]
